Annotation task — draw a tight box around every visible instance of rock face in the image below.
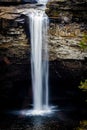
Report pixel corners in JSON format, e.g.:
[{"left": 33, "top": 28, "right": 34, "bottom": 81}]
[
  {"left": 0, "top": 1, "right": 87, "bottom": 109},
  {"left": 0, "top": 0, "right": 37, "bottom": 3},
  {"left": 0, "top": 2, "right": 87, "bottom": 65},
  {"left": 47, "top": 0, "right": 87, "bottom": 21},
  {"left": 49, "top": 22, "right": 87, "bottom": 60},
  {"left": 0, "top": 0, "right": 20, "bottom": 2}
]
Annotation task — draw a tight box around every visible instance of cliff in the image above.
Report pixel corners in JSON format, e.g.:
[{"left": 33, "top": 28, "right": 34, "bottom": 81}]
[{"left": 0, "top": 0, "right": 87, "bottom": 109}]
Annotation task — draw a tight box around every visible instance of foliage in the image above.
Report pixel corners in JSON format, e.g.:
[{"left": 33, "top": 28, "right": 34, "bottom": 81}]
[
  {"left": 79, "top": 80, "right": 87, "bottom": 91},
  {"left": 79, "top": 34, "right": 87, "bottom": 51},
  {"left": 74, "top": 120, "right": 87, "bottom": 130}
]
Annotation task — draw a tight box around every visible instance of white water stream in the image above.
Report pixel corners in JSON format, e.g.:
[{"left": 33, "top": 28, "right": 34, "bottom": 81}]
[
  {"left": 36, "top": 0, "right": 48, "bottom": 4},
  {"left": 28, "top": 0, "right": 51, "bottom": 115},
  {"left": 21, "top": 0, "right": 54, "bottom": 116},
  {"left": 29, "top": 8, "right": 49, "bottom": 114}
]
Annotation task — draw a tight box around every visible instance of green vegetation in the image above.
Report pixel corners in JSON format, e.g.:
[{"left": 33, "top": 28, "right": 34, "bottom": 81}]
[
  {"left": 76, "top": 82, "right": 87, "bottom": 130},
  {"left": 79, "top": 34, "right": 87, "bottom": 51},
  {"left": 75, "top": 120, "right": 87, "bottom": 130},
  {"left": 79, "top": 79, "right": 87, "bottom": 91}
]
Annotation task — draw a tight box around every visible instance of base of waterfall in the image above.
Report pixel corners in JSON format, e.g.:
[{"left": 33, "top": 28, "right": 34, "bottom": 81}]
[
  {"left": 21, "top": 109, "right": 52, "bottom": 116},
  {"left": 20, "top": 106, "right": 56, "bottom": 116},
  {"left": 11, "top": 106, "right": 56, "bottom": 116}
]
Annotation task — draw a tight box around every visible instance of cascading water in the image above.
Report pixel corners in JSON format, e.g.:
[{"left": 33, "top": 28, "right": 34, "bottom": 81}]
[
  {"left": 20, "top": 0, "right": 54, "bottom": 116},
  {"left": 36, "top": 0, "right": 48, "bottom": 4},
  {"left": 27, "top": 7, "right": 52, "bottom": 115},
  {"left": 11, "top": 0, "right": 56, "bottom": 117},
  {"left": 29, "top": 10, "right": 49, "bottom": 111}
]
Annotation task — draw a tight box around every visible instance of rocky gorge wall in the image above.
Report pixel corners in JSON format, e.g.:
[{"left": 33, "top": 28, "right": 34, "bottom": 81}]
[{"left": 0, "top": 0, "right": 87, "bottom": 109}]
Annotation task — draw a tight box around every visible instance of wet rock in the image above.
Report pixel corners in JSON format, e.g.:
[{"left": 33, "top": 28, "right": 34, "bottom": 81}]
[
  {"left": 1, "top": 38, "right": 12, "bottom": 43},
  {"left": 47, "top": 0, "right": 87, "bottom": 22},
  {"left": 48, "top": 22, "right": 87, "bottom": 60},
  {"left": 0, "top": 0, "right": 21, "bottom": 2},
  {"left": 7, "top": 30, "right": 22, "bottom": 35}
]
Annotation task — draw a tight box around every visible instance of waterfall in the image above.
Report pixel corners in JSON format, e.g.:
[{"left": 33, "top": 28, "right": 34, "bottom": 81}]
[
  {"left": 12, "top": 0, "right": 55, "bottom": 116},
  {"left": 20, "top": 0, "right": 54, "bottom": 116},
  {"left": 28, "top": 9, "right": 49, "bottom": 113},
  {"left": 36, "top": 0, "right": 48, "bottom": 4}
]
